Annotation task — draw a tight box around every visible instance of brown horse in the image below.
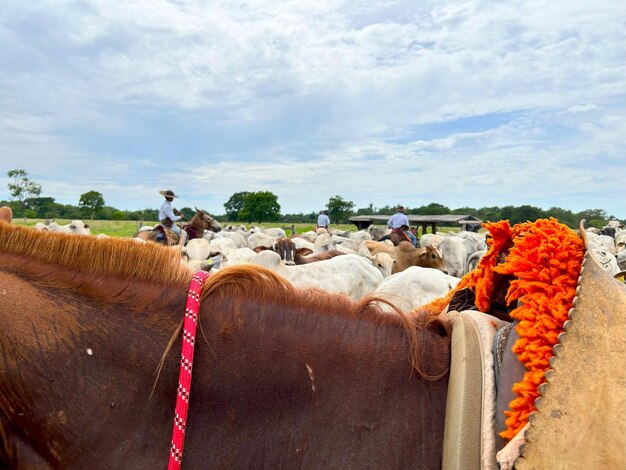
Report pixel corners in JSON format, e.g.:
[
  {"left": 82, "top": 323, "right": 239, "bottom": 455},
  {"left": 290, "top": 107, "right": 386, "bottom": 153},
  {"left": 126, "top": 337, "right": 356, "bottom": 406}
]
[
  {"left": 0, "top": 223, "right": 450, "bottom": 469},
  {"left": 133, "top": 208, "right": 221, "bottom": 245},
  {"left": 379, "top": 228, "right": 418, "bottom": 246},
  {"left": 182, "top": 207, "right": 222, "bottom": 240}
]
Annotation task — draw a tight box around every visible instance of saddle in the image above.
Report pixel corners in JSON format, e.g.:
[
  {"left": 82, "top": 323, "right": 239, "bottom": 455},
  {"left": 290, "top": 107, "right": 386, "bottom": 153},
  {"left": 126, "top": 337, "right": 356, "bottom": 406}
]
[
  {"left": 151, "top": 224, "right": 180, "bottom": 245},
  {"left": 442, "top": 311, "right": 509, "bottom": 470},
  {"left": 441, "top": 224, "right": 626, "bottom": 470},
  {"left": 391, "top": 227, "right": 412, "bottom": 243}
]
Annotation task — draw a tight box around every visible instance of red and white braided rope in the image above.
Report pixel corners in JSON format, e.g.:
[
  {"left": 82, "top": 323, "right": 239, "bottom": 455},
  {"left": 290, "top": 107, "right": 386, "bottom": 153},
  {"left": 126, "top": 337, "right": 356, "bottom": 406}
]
[{"left": 168, "top": 270, "right": 210, "bottom": 470}]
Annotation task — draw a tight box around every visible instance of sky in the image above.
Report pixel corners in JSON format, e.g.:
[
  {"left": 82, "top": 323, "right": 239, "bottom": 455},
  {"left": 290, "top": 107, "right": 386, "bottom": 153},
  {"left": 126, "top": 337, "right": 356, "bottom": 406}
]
[{"left": 1, "top": 0, "right": 625, "bottom": 219}]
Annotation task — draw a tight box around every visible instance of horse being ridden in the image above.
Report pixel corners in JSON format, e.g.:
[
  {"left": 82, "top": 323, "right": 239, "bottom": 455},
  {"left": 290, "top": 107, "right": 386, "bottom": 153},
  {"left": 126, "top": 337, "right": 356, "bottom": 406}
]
[
  {"left": 0, "top": 223, "right": 450, "bottom": 469},
  {"left": 134, "top": 208, "right": 221, "bottom": 246},
  {"left": 380, "top": 228, "right": 416, "bottom": 246}
]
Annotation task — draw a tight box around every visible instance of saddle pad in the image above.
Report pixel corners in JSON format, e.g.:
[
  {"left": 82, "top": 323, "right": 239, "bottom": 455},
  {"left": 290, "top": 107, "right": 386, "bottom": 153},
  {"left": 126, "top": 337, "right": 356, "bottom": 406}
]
[{"left": 442, "top": 311, "right": 508, "bottom": 470}]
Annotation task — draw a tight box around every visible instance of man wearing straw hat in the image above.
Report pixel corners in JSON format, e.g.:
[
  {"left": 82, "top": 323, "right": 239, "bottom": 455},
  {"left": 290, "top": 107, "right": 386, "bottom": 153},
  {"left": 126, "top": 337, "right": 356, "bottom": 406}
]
[
  {"left": 158, "top": 189, "right": 184, "bottom": 236},
  {"left": 387, "top": 205, "right": 417, "bottom": 246}
]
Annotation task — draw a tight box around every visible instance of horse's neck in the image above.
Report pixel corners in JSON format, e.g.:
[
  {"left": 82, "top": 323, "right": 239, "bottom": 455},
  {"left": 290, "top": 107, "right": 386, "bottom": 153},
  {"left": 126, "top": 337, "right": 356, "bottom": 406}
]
[
  {"left": 190, "top": 215, "right": 204, "bottom": 231},
  {"left": 181, "top": 295, "right": 450, "bottom": 468},
  {"left": 0, "top": 267, "right": 186, "bottom": 467}
]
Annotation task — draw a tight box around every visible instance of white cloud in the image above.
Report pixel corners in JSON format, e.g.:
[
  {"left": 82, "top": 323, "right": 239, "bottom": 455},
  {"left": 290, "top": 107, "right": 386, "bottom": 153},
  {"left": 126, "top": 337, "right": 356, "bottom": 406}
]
[
  {"left": 567, "top": 103, "right": 599, "bottom": 113},
  {"left": 0, "top": 0, "right": 625, "bottom": 218}
]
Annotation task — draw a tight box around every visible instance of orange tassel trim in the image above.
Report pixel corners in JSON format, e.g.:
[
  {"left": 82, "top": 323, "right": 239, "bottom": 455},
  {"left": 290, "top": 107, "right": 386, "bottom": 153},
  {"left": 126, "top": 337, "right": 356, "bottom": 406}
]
[
  {"left": 496, "top": 218, "right": 583, "bottom": 440},
  {"left": 419, "top": 218, "right": 584, "bottom": 441}
]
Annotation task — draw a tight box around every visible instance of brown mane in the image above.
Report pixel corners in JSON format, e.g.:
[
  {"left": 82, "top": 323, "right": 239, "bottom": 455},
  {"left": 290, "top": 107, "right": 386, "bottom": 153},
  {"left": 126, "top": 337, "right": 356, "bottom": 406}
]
[
  {"left": 0, "top": 223, "right": 191, "bottom": 287},
  {"left": 201, "top": 264, "right": 451, "bottom": 380}
]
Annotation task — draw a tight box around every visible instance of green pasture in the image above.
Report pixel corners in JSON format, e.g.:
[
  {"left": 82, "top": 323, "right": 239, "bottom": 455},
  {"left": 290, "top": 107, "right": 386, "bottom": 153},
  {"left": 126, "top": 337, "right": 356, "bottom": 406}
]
[
  {"left": 12, "top": 219, "right": 357, "bottom": 237},
  {"left": 12, "top": 219, "right": 157, "bottom": 237},
  {"left": 12, "top": 219, "right": 462, "bottom": 237}
]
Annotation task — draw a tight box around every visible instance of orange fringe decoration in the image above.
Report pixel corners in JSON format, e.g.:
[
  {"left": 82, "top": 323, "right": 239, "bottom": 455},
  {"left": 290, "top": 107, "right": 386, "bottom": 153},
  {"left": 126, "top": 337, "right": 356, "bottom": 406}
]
[
  {"left": 421, "top": 220, "right": 519, "bottom": 315},
  {"left": 420, "top": 218, "right": 584, "bottom": 441}
]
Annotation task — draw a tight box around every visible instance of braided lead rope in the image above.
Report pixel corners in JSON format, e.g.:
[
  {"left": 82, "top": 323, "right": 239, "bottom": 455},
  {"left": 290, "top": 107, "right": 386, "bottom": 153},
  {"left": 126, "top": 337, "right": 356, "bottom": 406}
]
[{"left": 168, "top": 270, "right": 210, "bottom": 470}]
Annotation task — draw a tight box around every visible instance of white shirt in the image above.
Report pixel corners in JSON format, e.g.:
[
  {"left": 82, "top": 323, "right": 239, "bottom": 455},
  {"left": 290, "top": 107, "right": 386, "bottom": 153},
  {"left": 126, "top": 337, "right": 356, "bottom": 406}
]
[
  {"left": 159, "top": 200, "right": 181, "bottom": 222},
  {"left": 317, "top": 214, "right": 331, "bottom": 227},
  {"left": 387, "top": 212, "right": 409, "bottom": 229}
]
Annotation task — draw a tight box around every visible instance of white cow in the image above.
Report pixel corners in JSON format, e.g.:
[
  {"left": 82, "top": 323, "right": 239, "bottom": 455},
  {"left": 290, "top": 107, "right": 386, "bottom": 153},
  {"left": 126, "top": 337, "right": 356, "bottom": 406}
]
[
  {"left": 223, "top": 224, "right": 247, "bottom": 232},
  {"left": 438, "top": 236, "right": 468, "bottom": 278},
  {"left": 313, "top": 233, "right": 333, "bottom": 252},
  {"left": 249, "top": 251, "right": 383, "bottom": 300},
  {"left": 348, "top": 230, "right": 372, "bottom": 241},
  {"left": 367, "top": 224, "right": 391, "bottom": 241},
  {"left": 210, "top": 230, "right": 249, "bottom": 248},
  {"left": 218, "top": 247, "right": 257, "bottom": 268},
  {"left": 262, "top": 227, "right": 287, "bottom": 238},
  {"left": 456, "top": 231, "right": 487, "bottom": 254},
  {"left": 291, "top": 236, "right": 316, "bottom": 252},
  {"left": 616, "top": 250, "right": 626, "bottom": 271},
  {"left": 183, "top": 238, "right": 212, "bottom": 261},
  {"left": 47, "top": 220, "right": 91, "bottom": 235},
  {"left": 330, "top": 235, "right": 360, "bottom": 252},
  {"left": 615, "top": 231, "right": 626, "bottom": 254},
  {"left": 33, "top": 222, "right": 51, "bottom": 231},
  {"left": 210, "top": 237, "right": 238, "bottom": 255},
  {"left": 300, "top": 231, "right": 318, "bottom": 242},
  {"left": 247, "top": 232, "right": 278, "bottom": 250},
  {"left": 369, "top": 252, "right": 395, "bottom": 278},
  {"left": 181, "top": 238, "right": 212, "bottom": 271},
  {"left": 590, "top": 248, "right": 620, "bottom": 276},
  {"left": 607, "top": 220, "right": 622, "bottom": 229},
  {"left": 586, "top": 231, "right": 616, "bottom": 255},
  {"left": 373, "top": 266, "right": 461, "bottom": 313},
  {"left": 419, "top": 233, "right": 444, "bottom": 248},
  {"left": 466, "top": 249, "right": 487, "bottom": 274}
]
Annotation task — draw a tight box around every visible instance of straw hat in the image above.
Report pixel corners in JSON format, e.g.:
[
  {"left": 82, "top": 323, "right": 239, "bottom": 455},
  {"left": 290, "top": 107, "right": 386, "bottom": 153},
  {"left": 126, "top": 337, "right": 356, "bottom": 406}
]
[{"left": 159, "top": 190, "right": 179, "bottom": 198}]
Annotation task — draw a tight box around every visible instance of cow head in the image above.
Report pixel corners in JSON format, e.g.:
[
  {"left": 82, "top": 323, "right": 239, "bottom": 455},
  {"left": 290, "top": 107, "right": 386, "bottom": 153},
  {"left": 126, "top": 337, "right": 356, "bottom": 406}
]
[
  {"left": 272, "top": 237, "right": 297, "bottom": 265},
  {"left": 418, "top": 245, "right": 447, "bottom": 273},
  {"left": 0, "top": 206, "right": 12, "bottom": 224}
]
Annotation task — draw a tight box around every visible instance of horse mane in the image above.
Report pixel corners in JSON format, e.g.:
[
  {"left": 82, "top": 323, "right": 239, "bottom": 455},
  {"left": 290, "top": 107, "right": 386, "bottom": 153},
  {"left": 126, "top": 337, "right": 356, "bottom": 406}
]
[
  {"left": 0, "top": 223, "right": 191, "bottom": 287},
  {"left": 201, "top": 264, "right": 451, "bottom": 380}
]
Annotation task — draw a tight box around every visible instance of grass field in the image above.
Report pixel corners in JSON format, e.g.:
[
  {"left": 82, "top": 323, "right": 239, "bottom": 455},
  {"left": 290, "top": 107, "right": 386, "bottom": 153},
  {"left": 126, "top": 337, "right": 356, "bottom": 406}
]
[{"left": 11, "top": 219, "right": 360, "bottom": 237}]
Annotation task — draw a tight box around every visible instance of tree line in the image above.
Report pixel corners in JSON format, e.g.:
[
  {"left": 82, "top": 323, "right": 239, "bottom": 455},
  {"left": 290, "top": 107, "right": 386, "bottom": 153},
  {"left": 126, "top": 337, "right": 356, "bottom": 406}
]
[{"left": 3, "top": 169, "right": 622, "bottom": 229}]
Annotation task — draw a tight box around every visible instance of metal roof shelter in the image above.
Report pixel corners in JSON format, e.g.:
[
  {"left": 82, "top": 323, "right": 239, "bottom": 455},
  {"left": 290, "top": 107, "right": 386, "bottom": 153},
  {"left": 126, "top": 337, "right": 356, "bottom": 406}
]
[{"left": 349, "top": 214, "right": 482, "bottom": 235}]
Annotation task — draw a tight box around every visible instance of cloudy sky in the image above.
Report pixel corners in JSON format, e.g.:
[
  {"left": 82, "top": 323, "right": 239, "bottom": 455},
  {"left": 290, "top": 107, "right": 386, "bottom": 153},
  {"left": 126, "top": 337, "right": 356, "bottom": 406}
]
[{"left": 1, "top": 0, "right": 625, "bottom": 218}]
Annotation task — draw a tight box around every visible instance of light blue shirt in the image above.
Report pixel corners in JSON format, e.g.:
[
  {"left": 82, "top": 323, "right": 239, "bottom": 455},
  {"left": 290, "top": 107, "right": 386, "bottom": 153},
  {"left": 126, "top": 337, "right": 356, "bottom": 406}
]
[
  {"left": 317, "top": 213, "right": 330, "bottom": 227},
  {"left": 159, "top": 200, "right": 182, "bottom": 223},
  {"left": 387, "top": 212, "right": 409, "bottom": 229}
]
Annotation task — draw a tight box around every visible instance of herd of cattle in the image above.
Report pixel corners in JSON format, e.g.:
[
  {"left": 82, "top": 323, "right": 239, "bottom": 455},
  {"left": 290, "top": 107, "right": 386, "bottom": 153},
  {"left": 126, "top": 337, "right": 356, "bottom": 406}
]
[{"left": 29, "top": 217, "right": 626, "bottom": 311}]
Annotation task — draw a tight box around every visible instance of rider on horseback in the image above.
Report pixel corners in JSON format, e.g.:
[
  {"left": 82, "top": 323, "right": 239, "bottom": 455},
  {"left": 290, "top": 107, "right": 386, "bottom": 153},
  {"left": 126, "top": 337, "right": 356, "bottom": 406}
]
[
  {"left": 159, "top": 189, "right": 185, "bottom": 237},
  {"left": 387, "top": 206, "right": 417, "bottom": 246}
]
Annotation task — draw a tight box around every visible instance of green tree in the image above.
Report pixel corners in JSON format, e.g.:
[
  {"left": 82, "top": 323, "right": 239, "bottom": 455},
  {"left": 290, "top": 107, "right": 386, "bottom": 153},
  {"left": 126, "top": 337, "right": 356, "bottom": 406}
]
[
  {"left": 25, "top": 196, "right": 57, "bottom": 218},
  {"left": 450, "top": 206, "right": 478, "bottom": 215},
  {"left": 415, "top": 202, "right": 450, "bottom": 215},
  {"left": 326, "top": 195, "right": 355, "bottom": 224},
  {"left": 224, "top": 191, "right": 251, "bottom": 221},
  {"left": 546, "top": 207, "right": 577, "bottom": 228},
  {"left": 79, "top": 190, "right": 105, "bottom": 220},
  {"left": 354, "top": 203, "right": 375, "bottom": 215},
  {"left": 240, "top": 191, "right": 280, "bottom": 223},
  {"left": 476, "top": 206, "right": 503, "bottom": 223},
  {"left": 509, "top": 205, "right": 546, "bottom": 225},
  {"left": 7, "top": 169, "right": 42, "bottom": 220},
  {"left": 179, "top": 207, "right": 195, "bottom": 220},
  {"left": 576, "top": 208, "right": 608, "bottom": 229}
]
